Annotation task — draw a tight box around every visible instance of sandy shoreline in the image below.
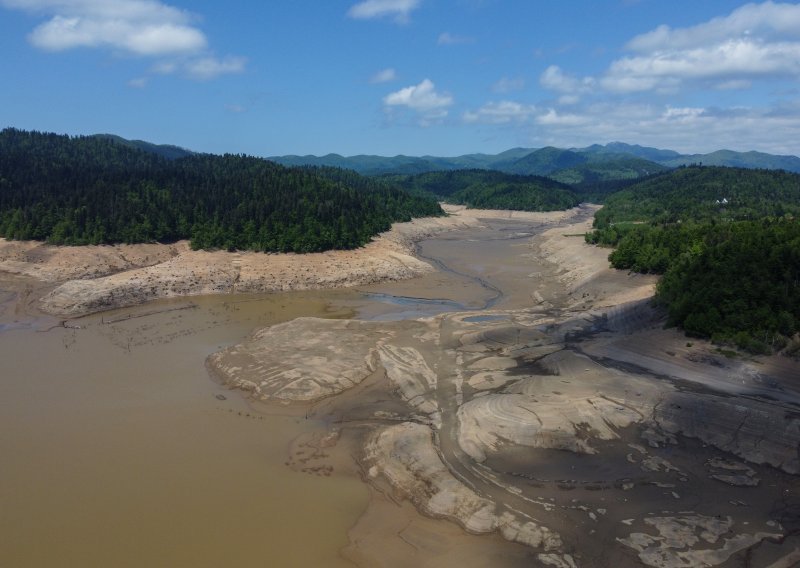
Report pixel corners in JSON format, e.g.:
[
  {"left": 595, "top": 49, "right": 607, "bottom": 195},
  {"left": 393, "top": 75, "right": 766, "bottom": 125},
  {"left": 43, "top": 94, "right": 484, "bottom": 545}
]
[{"left": 0, "top": 205, "right": 591, "bottom": 316}]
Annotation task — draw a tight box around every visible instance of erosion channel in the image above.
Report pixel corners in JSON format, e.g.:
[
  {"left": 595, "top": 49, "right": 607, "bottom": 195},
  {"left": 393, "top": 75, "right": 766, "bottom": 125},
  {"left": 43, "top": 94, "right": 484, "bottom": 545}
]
[{"left": 2, "top": 207, "right": 799, "bottom": 567}]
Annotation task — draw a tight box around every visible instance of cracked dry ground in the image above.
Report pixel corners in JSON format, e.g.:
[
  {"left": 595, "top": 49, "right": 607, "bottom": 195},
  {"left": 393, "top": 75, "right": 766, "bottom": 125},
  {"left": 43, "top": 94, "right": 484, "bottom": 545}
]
[{"left": 209, "top": 300, "right": 800, "bottom": 568}]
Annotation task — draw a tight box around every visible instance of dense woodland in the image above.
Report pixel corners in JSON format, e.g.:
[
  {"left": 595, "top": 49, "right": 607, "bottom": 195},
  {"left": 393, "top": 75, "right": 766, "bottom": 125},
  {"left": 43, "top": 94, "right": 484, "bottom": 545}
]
[
  {"left": 386, "top": 169, "right": 581, "bottom": 211},
  {"left": 593, "top": 165, "right": 800, "bottom": 228},
  {"left": 586, "top": 166, "right": 800, "bottom": 353},
  {"left": 0, "top": 128, "right": 443, "bottom": 252}
]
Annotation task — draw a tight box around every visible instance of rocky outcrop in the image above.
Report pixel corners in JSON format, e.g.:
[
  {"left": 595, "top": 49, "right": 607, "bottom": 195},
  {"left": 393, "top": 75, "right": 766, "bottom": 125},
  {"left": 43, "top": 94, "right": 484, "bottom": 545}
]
[
  {"left": 207, "top": 317, "right": 396, "bottom": 402},
  {"left": 363, "top": 421, "right": 562, "bottom": 551},
  {"left": 653, "top": 392, "right": 800, "bottom": 474},
  {"left": 378, "top": 344, "right": 440, "bottom": 418},
  {"left": 457, "top": 391, "right": 642, "bottom": 462},
  {"left": 618, "top": 515, "right": 781, "bottom": 567}
]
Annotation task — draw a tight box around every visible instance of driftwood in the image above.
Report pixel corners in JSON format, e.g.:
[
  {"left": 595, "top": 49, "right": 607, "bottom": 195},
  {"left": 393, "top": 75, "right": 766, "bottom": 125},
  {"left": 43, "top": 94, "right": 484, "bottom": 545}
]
[{"left": 101, "top": 303, "right": 198, "bottom": 324}]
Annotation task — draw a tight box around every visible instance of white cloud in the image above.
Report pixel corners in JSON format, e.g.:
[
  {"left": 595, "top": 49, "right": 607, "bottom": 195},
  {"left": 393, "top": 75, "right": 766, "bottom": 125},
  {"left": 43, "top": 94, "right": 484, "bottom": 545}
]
[
  {"left": 437, "top": 32, "right": 474, "bottom": 45},
  {"left": 370, "top": 67, "right": 397, "bottom": 83},
  {"left": 599, "top": 2, "right": 800, "bottom": 93},
  {"left": 184, "top": 56, "right": 246, "bottom": 81},
  {"left": 347, "top": 0, "right": 420, "bottom": 23},
  {"left": 539, "top": 65, "right": 594, "bottom": 94},
  {"left": 1, "top": 0, "right": 245, "bottom": 80},
  {"left": 627, "top": 1, "right": 800, "bottom": 52},
  {"left": 3, "top": 0, "right": 205, "bottom": 54},
  {"left": 28, "top": 15, "right": 206, "bottom": 54},
  {"left": 535, "top": 108, "right": 589, "bottom": 126},
  {"left": 463, "top": 101, "right": 536, "bottom": 124},
  {"left": 383, "top": 79, "right": 453, "bottom": 124},
  {"left": 511, "top": 101, "right": 800, "bottom": 155},
  {"left": 151, "top": 60, "right": 178, "bottom": 75},
  {"left": 127, "top": 76, "right": 148, "bottom": 88},
  {"left": 491, "top": 76, "right": 525, "bottom": 94},
  {"left": 557, "top": 94, "right": 580, "bottom": 105}
]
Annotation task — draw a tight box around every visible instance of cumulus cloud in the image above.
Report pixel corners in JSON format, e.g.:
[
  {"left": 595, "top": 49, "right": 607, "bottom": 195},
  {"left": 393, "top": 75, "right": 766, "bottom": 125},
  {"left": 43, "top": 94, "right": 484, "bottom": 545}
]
[
  {"left": 1, "top": 0, "right": 245, "bottom": 80},
  {"left": 463, "top": 101, "right": 536, "bottom": 124},
  {"left": 627, "top": 1, "right": 800, "bottom": 52},
  {"left": 499, "top": 100, "right": 800, "bottom": 155},
  {"left": 437, "top": 32, "right": 474, "bottom": 45},
  {"left": 3, "top": 0, "right": 205, "bottom": 54},
  {"left": 347, "top": 0, "right": 420, "bottom": 23},
  {"left": 184, "top": 56, "right": 246, "bottom": 81},
  {"left": 370, "top": 67, "right": 397, "bottom": 83},
  {"left": 383, "top": 79, "right": 453, "bottom": 124},
  {"left": 535, "top": 108, "right": 589, "bottom": 126},
  {"left": 491, "top": 76, "right": 525, "bottom": 94},
  {"left": 601, "top": 1, "right": 800, "bottom": 92},
  {"left": 539, "top": 65, "right": 595, "bottom": 95}
]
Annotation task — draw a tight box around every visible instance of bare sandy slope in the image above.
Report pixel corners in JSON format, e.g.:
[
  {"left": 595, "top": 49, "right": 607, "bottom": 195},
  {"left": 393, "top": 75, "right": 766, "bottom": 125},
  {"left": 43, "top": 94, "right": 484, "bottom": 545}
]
[
  {"left": 0, "top": 239, "right": 180, "bottom": 282},
  {"left": 0, "top": 205, "right": 588, "bottom": 316},
  {"left": 532, "top": 216, "right": 656, "bottom": 309}
]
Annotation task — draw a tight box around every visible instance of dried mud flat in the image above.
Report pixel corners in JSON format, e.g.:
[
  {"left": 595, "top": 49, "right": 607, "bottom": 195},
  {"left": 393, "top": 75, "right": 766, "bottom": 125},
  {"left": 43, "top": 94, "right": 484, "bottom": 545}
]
[
  {"left": 210, "top": 215, "right": 800, "bottom": 568},
  {"left": 0, "top": 205, "right": 583, "bottom": 317}
]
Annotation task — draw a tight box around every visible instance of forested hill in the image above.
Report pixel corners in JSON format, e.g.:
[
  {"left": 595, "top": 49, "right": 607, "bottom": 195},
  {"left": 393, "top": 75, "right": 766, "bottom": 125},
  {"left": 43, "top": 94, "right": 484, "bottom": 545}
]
[
  {"left": 387, "top": 169, "right": 580, "bottom": 212},
  {"left": 0, "top": 128, "right": 443, "bottom": 252},
  {"left": 586, "top": 165, "right": 800, "bottom": 354},
  {"left": 593, "top": 165, "right": 800, "bottom": 229}
]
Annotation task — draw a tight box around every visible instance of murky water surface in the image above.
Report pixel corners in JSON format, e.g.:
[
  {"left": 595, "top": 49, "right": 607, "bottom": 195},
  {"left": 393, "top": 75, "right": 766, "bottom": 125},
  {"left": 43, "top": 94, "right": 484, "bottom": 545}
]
[
  {"left": 0, "top": 217, "right": 563, "bottom": 567},
  {"left": 0, "top": 292, "right": 369, "bottom": 568}
]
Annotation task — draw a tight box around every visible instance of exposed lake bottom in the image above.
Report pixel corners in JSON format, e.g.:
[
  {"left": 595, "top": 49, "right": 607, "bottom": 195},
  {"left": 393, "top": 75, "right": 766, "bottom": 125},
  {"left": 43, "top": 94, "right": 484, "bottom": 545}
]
[{"left": 2, "top": 210, "right": 799, "bottom": 568}]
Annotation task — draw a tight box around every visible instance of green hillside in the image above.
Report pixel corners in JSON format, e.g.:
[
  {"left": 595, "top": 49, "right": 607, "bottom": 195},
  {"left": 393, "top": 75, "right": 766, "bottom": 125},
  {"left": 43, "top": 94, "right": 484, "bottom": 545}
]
[
  {"left": 586, "top": 165, "right": 800, "bottom": 353},
  {"left": 501, "top": 147, "right": 586, "bottom": 176},
  {"left": 92, "top": 134, "right": 195, "bottom": 160},
  {"left": 593, "top": 165, "right": 800, "bottom": 229},
  {"left": 0, "top": 128, "right": 443, "bottom": 252},
  {"left": 389, "top": 169, "right": 580, "bottom": 212},
  {"left": 662, "top": 149, "right": 800, "bottom": 172},
  {"left": 549, "top": 155, "right": 669, "bottom": 185}
]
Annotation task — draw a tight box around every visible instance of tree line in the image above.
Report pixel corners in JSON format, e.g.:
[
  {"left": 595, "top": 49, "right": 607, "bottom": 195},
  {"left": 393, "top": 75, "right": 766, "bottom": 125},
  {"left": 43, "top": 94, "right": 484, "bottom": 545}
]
[
  {"left": 585, "top": 165, "right": 800, "bottom": 354},
  {"left": 385, "top": 169, "right": 581, "bottom": 212},
  {"left": 0, "top": 128, "right": 443, "bottom": 253}
]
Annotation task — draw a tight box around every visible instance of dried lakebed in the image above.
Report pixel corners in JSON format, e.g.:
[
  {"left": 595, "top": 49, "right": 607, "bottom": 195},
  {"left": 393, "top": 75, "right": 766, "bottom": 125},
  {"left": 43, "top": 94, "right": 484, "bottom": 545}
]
[
  {"left": 2, "top": 208, "right": 799, "bottom": 567},
  {"left": 210, "top": 217, "right": 800, "bottom": 568}
]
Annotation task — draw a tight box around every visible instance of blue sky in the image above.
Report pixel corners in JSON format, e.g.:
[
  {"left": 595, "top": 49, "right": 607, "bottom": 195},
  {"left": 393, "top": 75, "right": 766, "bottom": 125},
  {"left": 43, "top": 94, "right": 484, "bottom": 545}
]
[{"left": 1, "top": 0, "right": 799, "bottom": 157}]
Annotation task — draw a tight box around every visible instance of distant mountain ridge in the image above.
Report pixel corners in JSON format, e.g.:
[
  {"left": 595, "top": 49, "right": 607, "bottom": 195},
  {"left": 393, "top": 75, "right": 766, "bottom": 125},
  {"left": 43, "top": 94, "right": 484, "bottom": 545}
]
[
  {"left": 269, "top": 142, "right": 800, "bottom": 178},
  {"left": 79, "top": 133, "right": 800, "bottom": 179}
]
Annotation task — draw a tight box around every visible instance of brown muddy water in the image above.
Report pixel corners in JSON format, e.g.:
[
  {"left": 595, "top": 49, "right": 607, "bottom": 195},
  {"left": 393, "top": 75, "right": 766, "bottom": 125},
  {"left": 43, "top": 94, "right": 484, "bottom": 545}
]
[
  {"left": 0, "top": 291, "right": 373, "bottom": 568},
  {"left": 0, "top": 215, "right": 589, "bottom": 567}
]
